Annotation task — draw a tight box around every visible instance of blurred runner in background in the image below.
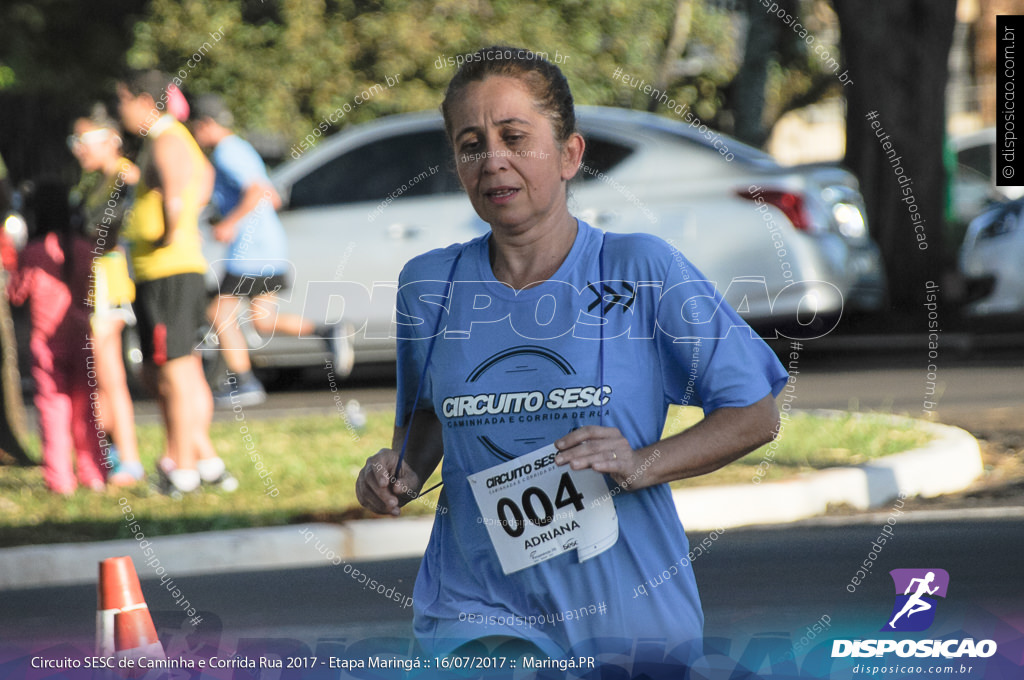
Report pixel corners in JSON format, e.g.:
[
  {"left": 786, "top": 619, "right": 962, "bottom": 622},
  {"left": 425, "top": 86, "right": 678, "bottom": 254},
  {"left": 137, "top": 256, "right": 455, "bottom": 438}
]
[
  {"left": 69, "top": 103, "right": 144, "bottom": 485},
  {"left": 191, "top": 94, "right": 351, "bottom": 407},
  {"left": 117, "top": 71, "right": 236, "bottom": 497},
  {"left": 7, "top": 180, "right": 103, "bottom": 493}
]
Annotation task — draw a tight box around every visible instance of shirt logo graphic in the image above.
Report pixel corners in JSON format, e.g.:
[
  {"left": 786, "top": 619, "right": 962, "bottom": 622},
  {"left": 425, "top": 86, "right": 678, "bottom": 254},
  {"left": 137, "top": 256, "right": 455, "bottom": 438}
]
[
  {"left": 882, "top": 568, "right": 949, "bottom": 632},
  {"left": 585, "top": 280, "right": 636, "bottom": 314}
]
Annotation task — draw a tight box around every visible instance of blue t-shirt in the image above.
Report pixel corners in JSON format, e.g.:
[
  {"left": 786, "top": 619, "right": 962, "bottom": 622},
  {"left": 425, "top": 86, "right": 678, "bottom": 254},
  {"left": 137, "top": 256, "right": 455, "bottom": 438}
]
[
  {"left": 395, "top": 221, "right": 788, "bottom": 664},
  {"left": 211, "top": 135, "right": 289, "bottom": 275}
]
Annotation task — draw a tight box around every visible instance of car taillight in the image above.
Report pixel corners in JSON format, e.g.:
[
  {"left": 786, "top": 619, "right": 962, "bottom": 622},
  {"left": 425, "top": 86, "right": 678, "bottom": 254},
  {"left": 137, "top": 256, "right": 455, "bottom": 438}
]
[{"left": 737, "top": 188, "right": 813, "bottom": 232}]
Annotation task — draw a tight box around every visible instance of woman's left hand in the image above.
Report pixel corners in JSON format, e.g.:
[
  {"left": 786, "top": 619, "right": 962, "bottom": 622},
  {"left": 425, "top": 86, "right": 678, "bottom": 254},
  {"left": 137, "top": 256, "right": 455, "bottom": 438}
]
[{"left": 554, "top": 426, "right": 653, "bottom": 491}]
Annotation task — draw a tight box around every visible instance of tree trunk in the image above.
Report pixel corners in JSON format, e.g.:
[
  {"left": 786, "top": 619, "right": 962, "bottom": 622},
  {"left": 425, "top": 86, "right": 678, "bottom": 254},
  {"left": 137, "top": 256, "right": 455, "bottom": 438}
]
[
  {"left": 0, "top": 170, "right": 32, "bottom": 466},
  {"left": 648, "top": 0, "right": 694, "bottom": 112},
  {"left": 833, "top": 0, "right": 958, "bottom": 315},
  {"left": 0, "top": 281, "right": 32, "bottom": 465},
  {"left": 731, "top": 0, "right": 786, "bottom": 146}
]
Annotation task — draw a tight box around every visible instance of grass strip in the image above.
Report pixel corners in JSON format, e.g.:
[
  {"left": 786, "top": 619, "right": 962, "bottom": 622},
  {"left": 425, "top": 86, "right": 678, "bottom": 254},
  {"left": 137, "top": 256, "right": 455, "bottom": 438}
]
[{"left": 0, "top": 407, "right": 932, "bottom": 547}]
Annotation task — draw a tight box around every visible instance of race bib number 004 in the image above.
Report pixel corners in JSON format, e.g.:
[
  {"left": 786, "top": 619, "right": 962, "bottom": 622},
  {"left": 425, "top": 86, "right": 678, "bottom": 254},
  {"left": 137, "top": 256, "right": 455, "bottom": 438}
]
[{"left": 468, "top": 444, "right": 619, "bottom": 575}]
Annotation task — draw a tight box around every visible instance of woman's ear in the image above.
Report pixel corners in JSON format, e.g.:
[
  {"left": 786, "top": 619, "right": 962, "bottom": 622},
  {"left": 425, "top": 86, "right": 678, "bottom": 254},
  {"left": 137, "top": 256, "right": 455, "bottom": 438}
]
[{"left": 560, "top": 132, "right": 586, "bottom": 182}]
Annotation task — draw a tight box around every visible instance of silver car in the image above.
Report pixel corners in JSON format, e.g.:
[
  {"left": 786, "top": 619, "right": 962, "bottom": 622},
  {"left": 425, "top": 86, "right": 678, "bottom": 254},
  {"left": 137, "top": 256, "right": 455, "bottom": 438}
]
[
  {"left": 959, "top": 197, "right": 1024, "bottom": 317},
  {"left": 205, "top": 106, "right": 885, "bottom": 371}
]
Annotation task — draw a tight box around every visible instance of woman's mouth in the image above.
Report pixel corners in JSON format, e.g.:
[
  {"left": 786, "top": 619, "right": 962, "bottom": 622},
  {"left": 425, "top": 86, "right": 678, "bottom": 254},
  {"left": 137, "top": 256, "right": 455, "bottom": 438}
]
[{"left": 484, "top": 186, "right": 520, "bottom": 204}]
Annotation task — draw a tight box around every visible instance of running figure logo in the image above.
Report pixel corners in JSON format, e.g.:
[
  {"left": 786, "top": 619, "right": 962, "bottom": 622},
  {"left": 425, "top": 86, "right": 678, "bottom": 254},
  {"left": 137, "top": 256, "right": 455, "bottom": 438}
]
[{"left": 882, "top": 568, "right": 950, "bottom": 632}]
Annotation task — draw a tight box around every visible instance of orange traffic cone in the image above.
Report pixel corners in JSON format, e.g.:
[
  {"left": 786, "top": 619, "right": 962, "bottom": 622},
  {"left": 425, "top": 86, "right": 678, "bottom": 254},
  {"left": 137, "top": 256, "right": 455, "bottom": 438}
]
[
  {"left": 95, "top": 556, "right": 159, "bottom": 658},
  {"left": 114, "top": 607, "right": 166, "bottom": 672}
]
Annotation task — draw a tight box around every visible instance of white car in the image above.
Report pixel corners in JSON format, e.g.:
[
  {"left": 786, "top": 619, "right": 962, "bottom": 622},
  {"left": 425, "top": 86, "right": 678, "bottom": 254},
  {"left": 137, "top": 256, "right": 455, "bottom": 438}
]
[
  {"left": 207, "top": 106, "right": 885, "bottom": 371},
  {"left": 953, "top": 127, "right": 1024, "bottom": 202},
  {"left": 959, "top": 197, "right": 1024, "bottom": 317},
  {"left": 951, "top": 128, "right": 1019, "bottom": 244}
]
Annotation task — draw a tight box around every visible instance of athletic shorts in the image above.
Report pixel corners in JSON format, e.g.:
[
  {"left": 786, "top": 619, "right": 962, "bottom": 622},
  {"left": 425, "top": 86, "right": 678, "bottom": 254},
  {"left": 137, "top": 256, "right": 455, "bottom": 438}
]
[
  {"left": 91, "top": 251, "right": 136, "bottom": 326},
  {"left": 219, "top": 271, "right": 290, "bottom": 299},
  {"left": 135, "top": 272, "right": 207, "bottom": 365}
]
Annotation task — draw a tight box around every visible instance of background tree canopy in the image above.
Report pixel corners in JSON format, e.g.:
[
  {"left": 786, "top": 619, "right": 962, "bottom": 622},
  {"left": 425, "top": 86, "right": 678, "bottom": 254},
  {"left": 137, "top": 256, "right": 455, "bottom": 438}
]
[
  {"left": 2, "top": 0, "right": 959, "bottom": 318},
  {"left": 127, "top": 0, "right": 698, "bottom": 151},
  {"left": 121, "top": 0, "right": 842, "bottom": 157},
  {"left": 0, "top": 0, "right": 844, "bottom": 169}
]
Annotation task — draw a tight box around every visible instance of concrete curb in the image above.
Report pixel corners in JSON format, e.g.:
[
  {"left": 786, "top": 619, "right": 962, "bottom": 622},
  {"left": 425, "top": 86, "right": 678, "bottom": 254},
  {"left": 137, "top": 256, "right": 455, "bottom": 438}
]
[
  {"left": 0, "top": 413, "right": 983, "bottom": 590},
  {"left": 673, "top": 412, "right": 984, "bottom": 531}
]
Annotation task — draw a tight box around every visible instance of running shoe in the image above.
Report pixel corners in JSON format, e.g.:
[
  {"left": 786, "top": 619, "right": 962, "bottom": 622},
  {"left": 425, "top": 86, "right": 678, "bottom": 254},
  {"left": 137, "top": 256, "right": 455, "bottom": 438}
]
[
  {"left": 321, "top": 322, "right": 355, "bottom": 378},
  {"left": 108, "top": 459, "right": 145, "bottom": 487},
  {"left": 201, "top": 469, "right": 239, "bottom": 492},
  {"left": 153, "top": 466, "right": 191, "bottom": 500},
  {"left": 212, "top": 374, "right": 267, "bottom": 408}
]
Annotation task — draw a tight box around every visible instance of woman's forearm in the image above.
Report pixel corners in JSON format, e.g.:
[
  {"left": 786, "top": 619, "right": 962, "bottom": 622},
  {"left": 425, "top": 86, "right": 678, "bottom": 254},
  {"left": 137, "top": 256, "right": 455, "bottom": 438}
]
[
  {"left": 391, "top": 408, "right": 445, "bottom": 496},
  {"left": 630, "top": 393, "right": 780, "bottom": 489}
]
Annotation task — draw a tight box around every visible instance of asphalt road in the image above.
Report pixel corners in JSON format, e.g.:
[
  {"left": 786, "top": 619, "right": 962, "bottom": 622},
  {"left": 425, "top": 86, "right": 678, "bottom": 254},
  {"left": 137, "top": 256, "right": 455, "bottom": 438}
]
[{"left": 3, "top": 514, "right": 1021, "bottom": 666}]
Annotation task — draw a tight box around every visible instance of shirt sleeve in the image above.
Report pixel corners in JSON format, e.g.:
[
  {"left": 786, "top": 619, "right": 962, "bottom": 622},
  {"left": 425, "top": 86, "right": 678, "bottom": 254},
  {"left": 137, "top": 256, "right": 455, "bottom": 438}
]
[
  {"left": 214, "top": 137, "right": 271, "bottom": 191},
  {"left": 654, "top": 244, "right": 788, "bottom": 413},
  {"left": 394, "top": 255, "right": 458, "bottom": 427}
]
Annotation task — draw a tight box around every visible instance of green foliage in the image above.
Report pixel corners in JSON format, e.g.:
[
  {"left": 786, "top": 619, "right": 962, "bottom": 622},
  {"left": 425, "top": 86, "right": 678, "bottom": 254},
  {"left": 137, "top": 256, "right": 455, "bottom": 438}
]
[
  {"left": 127, "top": 0, "right": 757, "bottom": 151},
  {"left": 762, "top": 0, "right": 845, "bottom": 122},
  {"left": 0, "top": 0, "right": 845, "bottom": 181}
]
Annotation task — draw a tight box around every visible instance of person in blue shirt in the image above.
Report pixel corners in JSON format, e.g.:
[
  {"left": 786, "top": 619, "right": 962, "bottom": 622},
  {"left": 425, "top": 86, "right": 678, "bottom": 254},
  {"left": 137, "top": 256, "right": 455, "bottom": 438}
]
[
  {"left": 191, "top": 95, "right": 351, "bottom": 406},
  {"left": 356, "top": 46, "right": 788, "bottom": 675}
]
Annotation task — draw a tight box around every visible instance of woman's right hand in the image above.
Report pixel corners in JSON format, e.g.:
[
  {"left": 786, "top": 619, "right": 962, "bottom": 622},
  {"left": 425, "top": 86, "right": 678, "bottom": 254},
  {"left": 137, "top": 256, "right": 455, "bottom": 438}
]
[{"left": 355, "top": 448, "right": 423, "bottom": 516}]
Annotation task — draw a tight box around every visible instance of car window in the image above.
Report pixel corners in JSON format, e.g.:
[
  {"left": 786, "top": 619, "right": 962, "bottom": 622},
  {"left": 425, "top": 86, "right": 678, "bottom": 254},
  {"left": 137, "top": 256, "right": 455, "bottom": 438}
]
[
  {"left": 288, "top": 130, "right": 461, "bottom": 208},
  {"left": 953, "top": 165, "right": 1000, "bottom": 224},
  {"left": 958, "top": 143, "right": 992, "bottom": 180},
  {"left": 577, "top": 135, "right": 634, "bottom": 180}
]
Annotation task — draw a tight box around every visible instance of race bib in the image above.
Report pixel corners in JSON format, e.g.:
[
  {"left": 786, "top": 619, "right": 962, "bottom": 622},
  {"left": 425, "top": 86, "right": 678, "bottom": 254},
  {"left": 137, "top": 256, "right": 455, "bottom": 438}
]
[{"left": 468, "top": 444, "right": 619, "bottom": 575}]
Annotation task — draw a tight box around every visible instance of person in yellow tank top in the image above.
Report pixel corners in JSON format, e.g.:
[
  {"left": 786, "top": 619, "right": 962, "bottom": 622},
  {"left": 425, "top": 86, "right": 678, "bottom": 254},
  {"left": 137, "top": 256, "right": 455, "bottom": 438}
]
[{"left": 117, "top": 70, "right": 236, "bottom": 497}]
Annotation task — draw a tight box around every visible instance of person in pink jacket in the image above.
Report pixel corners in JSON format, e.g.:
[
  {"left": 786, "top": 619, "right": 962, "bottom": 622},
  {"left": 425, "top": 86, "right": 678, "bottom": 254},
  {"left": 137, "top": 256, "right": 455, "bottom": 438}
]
[{"left": 7, "top": 180, "right": 105, "bottom": 494}]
